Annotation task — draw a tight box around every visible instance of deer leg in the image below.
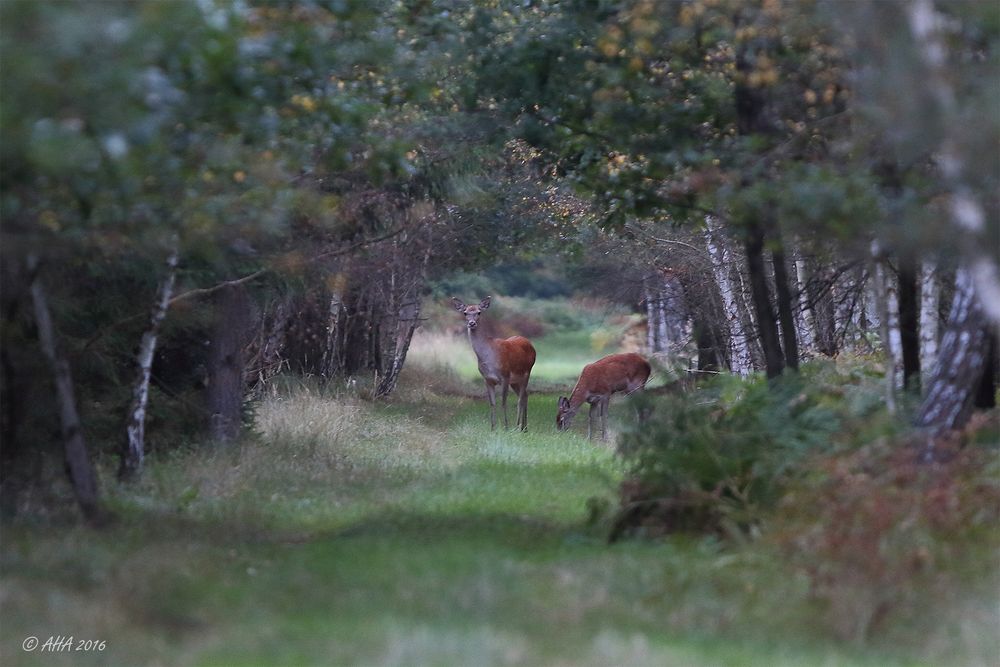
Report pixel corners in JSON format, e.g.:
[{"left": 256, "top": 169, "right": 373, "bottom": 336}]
[
  {"left": 587, "top": 401, "right": 597, "bottom": 440},
  {"left": 485, "top": 381, "right": 497, "bottom": 431},
  {"left": 501, "top": 380, "right": 510, "bottom": 430},
  {"left": 511, "top": 383, "right": 523, "bottom": 430},
  {"left": 601, "top": 397, "right": 610, "bottom": 441},
  {"left": 518, "top": 384, "right": 528, "bottom": 431}
]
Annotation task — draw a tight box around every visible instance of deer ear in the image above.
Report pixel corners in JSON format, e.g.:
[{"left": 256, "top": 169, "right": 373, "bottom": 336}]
[
  {"left": 451, "top": 297, "right": 466, "bottom": 312},
  {"left": 479, "top": 296, "right": 491, "bottom": 310},
  {"left": 558, "top": 396, "right": 569, "bottom": 409}
]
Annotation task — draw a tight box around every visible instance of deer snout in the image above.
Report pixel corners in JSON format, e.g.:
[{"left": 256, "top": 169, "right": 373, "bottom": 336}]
[{"left": 466, "top": 319, "right": 478, "bottom": 329}]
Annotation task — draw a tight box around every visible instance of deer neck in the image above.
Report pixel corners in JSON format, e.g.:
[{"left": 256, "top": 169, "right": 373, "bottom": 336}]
[
  {"left": 567, "top": 382, "right": 590, "bottom": 412},
  {"left": 467, "top": 326, "right": 499, "bottom": 369}
]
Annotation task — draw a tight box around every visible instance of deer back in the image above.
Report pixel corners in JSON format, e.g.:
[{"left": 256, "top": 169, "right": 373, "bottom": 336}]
[{"left": 579, "top": 352, "right": 651, "bottom": 395}]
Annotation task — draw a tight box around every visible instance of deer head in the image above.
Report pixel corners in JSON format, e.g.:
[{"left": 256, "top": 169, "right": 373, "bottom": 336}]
[
  {"left": 451, "top": 296, "right": 491, "bottom": 330},
  {"left": 556, "top": 396, "right": 578, "bottom": 431}
]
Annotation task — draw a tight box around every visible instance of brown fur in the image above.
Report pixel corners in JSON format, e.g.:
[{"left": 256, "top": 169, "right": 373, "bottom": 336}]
[
  {"left": 558, "top": 352, "right": 651, "bottom": 440},
  {"left": 570, "top": 353, "right": 650, "bottom": 403},
  {"left": 497, "top": 336, "right": 537, "bottom": 382},
  {"left": 452, "top": 296, "right": 537, "bottom": 431}
]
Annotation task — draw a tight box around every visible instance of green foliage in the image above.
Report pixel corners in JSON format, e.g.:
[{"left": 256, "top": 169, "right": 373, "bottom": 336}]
[
  {"left": 3, "top": 382, "right": 994, "bottom": 665},
  {"left": 614, "top": 360, "right": 890, "bottom": 537},
  {"left": 431, "top": 259, "right": 570, "bottom": 299}
]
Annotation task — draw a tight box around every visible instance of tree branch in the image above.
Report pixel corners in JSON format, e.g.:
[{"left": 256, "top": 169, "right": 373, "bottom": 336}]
[{"left": 76, "top": 225, "right": 409, "bottom": 356}]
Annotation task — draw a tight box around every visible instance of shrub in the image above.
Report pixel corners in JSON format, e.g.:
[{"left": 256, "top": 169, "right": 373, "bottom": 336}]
[
  {"left": 610, "top": 361, "right": 886, "bottom": 540},
  {"left": 773, "top": 417, "right": 1000, "bottom": 644}
]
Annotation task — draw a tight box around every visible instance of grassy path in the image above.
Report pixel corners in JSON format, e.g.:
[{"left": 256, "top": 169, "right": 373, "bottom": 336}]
[{"left": 0, "top": 384, "right": 951, "bottom": 666}]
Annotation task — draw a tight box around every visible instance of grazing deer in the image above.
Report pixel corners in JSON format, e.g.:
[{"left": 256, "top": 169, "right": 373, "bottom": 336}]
[
  {"left": 557, "top": 352, "right": 651, "bottom": 441},
  {"left": 452, "top": 296, "right": 537, "bottom": 431}
]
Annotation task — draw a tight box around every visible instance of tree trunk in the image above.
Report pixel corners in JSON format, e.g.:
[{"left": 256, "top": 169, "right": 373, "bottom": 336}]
[
  {"left": 897, "top": 260, "right": 921, "bottom": 392},
  {"left": 871, "top": 245, "right": 897, "bottom": 415},
  {"left": 246, "top": 295, "right": 291, "bottom": 396},
  {"left": 808, "top": 264, "right": 838, "bottom": 357},
  {"left": 734, "top": 31, "right": 781, "bottom": 376},
  {"left": 644, "top": 283, "right": 662, "bottom": 354},
  {"left": 919, "top": 261, "right": 939, "bottom": 388},
  {"left": 206, "top": 284, "right": 252, "bottom": 442},
  {"left": 793, "top": 252, "right": 815, "bottom": 355},
  {"left": 119, "top": 246, "right": 179, "bottom": 481},
  {"left": 695, "top": 321, "right": 720, "bottom": 373},
  {"left": 744, "top": 221, "right": 785, "bottom": 379},
  {"left": 374, "top": 298, "right": 421, "bottom": 398},
  {"left": 916, "top": 268, "right": 991, "bottom": 454},
  {"left": 886, "top": 267, "right": 903, "bottom": 389},
  {"left": 848, "top": 268, "right": 871, "bottom": 352},
  {"left": 771, "top": 243, "right": 799, "bottom": 371},
  {"left": 704, "top": 217, "right": 753, "bottom": 375},
  {"left": 974, "top": 333, "right": 996, "bottom": 410},
  {"left": 27, "top": 256, "right": 105, "bottom": 524},
  {"left": 908, "top": 0, "right": 1000, "bottom": 327},
  {"left": 320, "top": 289, "right": 344, "bottom": 379}
]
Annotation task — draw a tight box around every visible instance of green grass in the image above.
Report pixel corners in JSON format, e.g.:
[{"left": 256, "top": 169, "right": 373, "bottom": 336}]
[
  {"left": 3, "top": 300, "right": 994, "bottom": 665},
  {"left": 409, "top": 328, "right": 610, "bottom": 389},
  {"left": 410, "top": 295, "right": 641, "bottom": 390},
  {"left": 2, "top": 377, "right": 994, "bottom": 667}
]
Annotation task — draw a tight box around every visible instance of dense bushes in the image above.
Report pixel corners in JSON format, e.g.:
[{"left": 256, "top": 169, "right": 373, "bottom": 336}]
[
  {"left": 608, "top": 357, "right": 1000, "bottom": 648},
  {"left": 610, "top": 360, "right": 892, "bottom": 539},
  {"left": 775, "top": 419, "right": 1000, "bottom": 642}
]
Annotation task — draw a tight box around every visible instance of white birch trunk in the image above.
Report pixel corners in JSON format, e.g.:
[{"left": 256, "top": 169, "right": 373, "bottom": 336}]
[
  {"left": 793, "top": 256, "right": 815, "bottom": 353},
  {"left": 704, "top": 217, "right": 752, "bottom": 375},
  {"left": 657, "top": 291, "right": 669, "bottom": 350},
  {"left": 908, "top": 0, "right": 1000, "bottom": 326},
  {"left": 886, "top": 271, "right": 904, "bottom": 389},
  {"left": 644, "top": 286, "right": 657, "bottom": 353},
  {"left": 917, "top": 268, "right": 991, "bottom": 460},
  {"left": 919, "top": 261, "right": 940, "bottom": 388},
  {"left": 871, "top": 243, "right": 897, "bottom": 414},
  {"left": 120, "top": 245, "right": 179, "bottom": 480}
]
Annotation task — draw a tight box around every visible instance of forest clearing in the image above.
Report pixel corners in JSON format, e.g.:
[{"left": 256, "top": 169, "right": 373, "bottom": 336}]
[
  {"left": 2, "top": 1, "right": 998, "bottom": 666},
  {"left": 2, "top": 298, "right": 997, "bottom": 666}
]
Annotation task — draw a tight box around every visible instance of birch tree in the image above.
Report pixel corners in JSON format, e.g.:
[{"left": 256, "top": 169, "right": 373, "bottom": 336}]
[
  {"left": 119, "top": 244, "right": 179, "bottom": 480},
  {"left": 916, "top": 269, "right": 990, "bottom": 451},
  {"left": 871, "top": 243, "right": 897, "bottom": 415},
  {"left": 919, "top": 261, "right": 939, "bottom": 387},
  {"left": 704, "top": 217, "right": 753, "bottom": 376}
]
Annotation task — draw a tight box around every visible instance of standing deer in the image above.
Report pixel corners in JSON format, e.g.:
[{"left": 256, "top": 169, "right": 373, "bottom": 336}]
[
  {"left": 557, "top": 352, "right": 651, "bottom": 441},
  {"left": 452, "top": 296, "right": 537, "bottom": 431}
]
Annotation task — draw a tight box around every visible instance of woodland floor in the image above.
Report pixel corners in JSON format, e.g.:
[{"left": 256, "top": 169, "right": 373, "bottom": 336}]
[{"left": 1, "top": 324, "right": 996, "bottom": 666}]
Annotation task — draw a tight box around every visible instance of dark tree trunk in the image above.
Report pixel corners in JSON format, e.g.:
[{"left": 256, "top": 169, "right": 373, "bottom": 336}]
[
  {"left": 27, "top": 256, "right": 105, "bottom": 524},
  {"left": 813, "top": 281, "right": 838, "bottom": 356},
  {"left": 916, "top": 269, "right": 991, "bottom": 455},
  {"left": 744, "top": 221, "right": 785, "bottom": 379},
  {"left": 695, "top": 321, "right": 720, "bottom": 373},
  {"left": 974, "top": 332, "right": 997, "bottom": 409},
  {"left": 897, "top": 260, "right": 921, "bottom": 392},
  {"left": 284, "top": 291, "right": 330, "bottom": 377},
  {"left": 771, "top": 243, "right": 799, "bottom": 371},
  {"left": 0, "top": 343, "right": 26, "bottom": 517},
  {"left": 735, "top": 33, "right": 784, "bottom": 378},
  {"left": 206, "top": 284, "right": 252, "bottom": 442}
]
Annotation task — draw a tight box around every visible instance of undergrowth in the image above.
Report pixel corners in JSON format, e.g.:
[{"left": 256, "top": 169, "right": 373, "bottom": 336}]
[
  {"left": 612, "top": 360, "right": 888, "bottom": 538},
  {"left": 606, "top": 356, "right": 1000, "bottom": 661}
]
